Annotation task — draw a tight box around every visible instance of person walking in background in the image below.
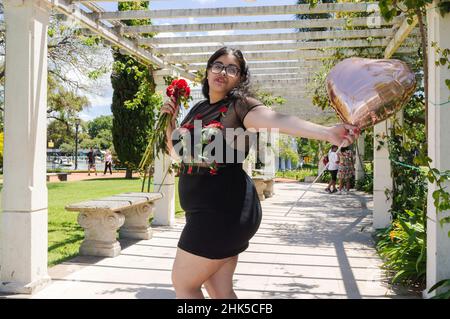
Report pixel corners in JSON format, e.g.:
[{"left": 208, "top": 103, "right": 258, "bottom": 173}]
[
  {"left": 325, "top": 145, "right": 339, "bottom": 193},
  {"left": 337, "top": 146, "right": 355, "bottom": 194},
  {"left": 87, "top": 147, "right": 97, "bottom": 176},
  {"left": 104, "top": 149, "right": 113, "bottom": 175}
]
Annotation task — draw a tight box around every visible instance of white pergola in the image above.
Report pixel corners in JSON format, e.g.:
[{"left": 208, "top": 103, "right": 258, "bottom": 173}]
[{"left": 0, "top": 0, "right": 448, "bottom": 298}]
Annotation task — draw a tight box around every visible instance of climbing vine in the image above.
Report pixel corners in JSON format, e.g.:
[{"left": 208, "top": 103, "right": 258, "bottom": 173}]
[{"left": 304, "top": 0, "right": 450, "bottom": 296}]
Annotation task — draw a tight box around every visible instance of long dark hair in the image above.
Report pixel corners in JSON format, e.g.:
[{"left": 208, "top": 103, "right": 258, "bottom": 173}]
[{"left": 201, "top": 47, "right": 253, "bottom": 101}]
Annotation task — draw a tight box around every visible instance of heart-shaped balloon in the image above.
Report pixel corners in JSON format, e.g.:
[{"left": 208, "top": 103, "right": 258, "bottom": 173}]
[{"left": 326, "top": 57, "right": 416, "bottom": 130}]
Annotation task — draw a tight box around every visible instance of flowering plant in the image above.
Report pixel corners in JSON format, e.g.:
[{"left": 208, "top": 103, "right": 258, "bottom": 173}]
[{"left": 139, "top": 79, "right": 192, "bottom": 180}]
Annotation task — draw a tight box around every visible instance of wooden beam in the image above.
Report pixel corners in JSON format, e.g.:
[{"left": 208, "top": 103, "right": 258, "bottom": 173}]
[
  {"left": 252, "top": 74, "right": 311, "bottom": 81},
  {"left": 166, "top": 47, "right": 416, "bottom": 64},
  {"left": 154, "top": 39, "right": 388, "bottom": 55},
  {"left": 89, "top": 2, "right": 380, "bottom": 20},
  {"left": 145, "top": 29, "right": 396, "bottom": 45},
  {"left": 188, "top": 61, "right": 324, "bottom": 71},
  {"left": 45, "top": 0, "right": 195, "bottom": 80},
  {"left": 250, "top": 68, "right": 313, "bottom": 75},
  {"left": 384, "top": 15, "right": 418, "bottom": 58},
  {"left": 123, "top": 16, "right": 401, "bottom": 34}
]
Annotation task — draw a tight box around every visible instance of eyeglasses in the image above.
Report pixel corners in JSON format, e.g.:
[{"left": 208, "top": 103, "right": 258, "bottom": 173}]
[{"left": 210, "top": 62, "right": 240, "bottom": 77}]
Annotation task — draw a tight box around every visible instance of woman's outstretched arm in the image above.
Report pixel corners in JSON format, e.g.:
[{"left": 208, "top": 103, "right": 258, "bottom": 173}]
[{"left": 243, "top": 106, "right": 359, "bottom": 147}]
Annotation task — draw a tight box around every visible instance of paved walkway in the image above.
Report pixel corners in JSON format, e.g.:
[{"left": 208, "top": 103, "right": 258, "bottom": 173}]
[
  {"left": 57, "top": 172, "right": 141, "bottom": 182},
  {"left": 7, "top": 182, "right": 419, "bottom": 299}
]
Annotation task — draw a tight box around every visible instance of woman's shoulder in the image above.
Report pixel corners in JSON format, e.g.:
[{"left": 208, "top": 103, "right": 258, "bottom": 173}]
[
  {"left": 235, "top": 96, "right": 264, "bottom": 108},
  {"left": 232, "top": 96, "right": 265, "bottom": 114}
]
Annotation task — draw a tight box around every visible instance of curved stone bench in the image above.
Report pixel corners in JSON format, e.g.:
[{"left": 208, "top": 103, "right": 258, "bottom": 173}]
[
  {"left": 65, "top": 192, "right": 163, "bottom": 257},
  {"left": 252, "top": 176, "right": 275, "bottom": 201},
  {"left": 47, "top": 172, "right": 70, "bottom": 182}
]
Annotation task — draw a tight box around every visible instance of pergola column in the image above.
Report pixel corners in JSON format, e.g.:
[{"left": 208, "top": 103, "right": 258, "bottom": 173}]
[
  {"left": 373, "top": 120, "right": 393, "bottom": 228},
  {"left": 0, "top": 0, "right": 51, "bottom": 294},
  {"left": 354, "top": 133, "right": 365, "bottom": 183},
  {"left": 259, "top": 130, "right": 278, "bottom": 178},
  {"left": 425, "top": 2, "right": 450, "bottom": 297},
  {"left": 243, "top": 148, "right": 255, "bottom": 176},
  {"left": 151, "top": 69, "right": 177, "bottom": 226}
]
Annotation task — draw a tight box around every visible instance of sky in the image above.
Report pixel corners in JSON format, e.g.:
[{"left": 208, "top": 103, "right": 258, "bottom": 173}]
[{"left": 80, "top": 0, "right": 299, "bottom": 121}]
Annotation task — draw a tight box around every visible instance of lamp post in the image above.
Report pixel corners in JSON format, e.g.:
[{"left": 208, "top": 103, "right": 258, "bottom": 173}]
[
  {"left": 74, "top": 118, "right": 80, "bottom": 170},
  {"left": 48, "top": 140, "right": 54, "bottom": 170}
]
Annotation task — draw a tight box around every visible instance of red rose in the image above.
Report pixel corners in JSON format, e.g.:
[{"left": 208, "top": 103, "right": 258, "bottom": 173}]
[
  {"left": 181, "top": 123, "right": 194, "bottom": 130},
  {"left": 166, "top": 85, "right": 175, "bottom": 97},
  {"left": 184, "top": 86, "right": 191, "bottom": 98},
  {"left": 204, "top": 120, "right": 223, "bottom": 129},
  {"left": 166, "top": 79, "right": 191, "bottom": 108},
  {"left": 140, "top": 77, "right": 193, "bottom": 178},
  {"left": 187, "top": 165, "right": 193, "bottom": 175},
  {"left": 218, "top": 106, "right": 228, "bottom": 113},
  {"left": 175, "top": 79, "right": 188, "bottom": 89},
  {"left": 209, "top": 168, "right": 218, "bottom": 175}
]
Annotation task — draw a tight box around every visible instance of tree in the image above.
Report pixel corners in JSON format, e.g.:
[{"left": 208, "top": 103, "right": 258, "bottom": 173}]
[
  {"left": 47, "top": 119, "right": 77, "bottom": 149},
  {"left": 111, "top": 2, "right": 160, "bottom": 179},
  {"left": 93, "top": 129, "right": 114, "bottom": 151},
  {"left": 87, "top": 115, "right": 113, "bottom": 139},
  {"left": 80, "top": 138, "right": 97, "bottom": 150},
  {"left": 254, "top": 91, "right": 286, "bottom": 108},
  {"left": 47, "top": 75, "right": 90, "bottom": 130},
  {"left": 0, "top": 9, "right": 111, "bottom": 128},
  {"left": 59, "top": 142, "right": 75, "bottom": 155}
]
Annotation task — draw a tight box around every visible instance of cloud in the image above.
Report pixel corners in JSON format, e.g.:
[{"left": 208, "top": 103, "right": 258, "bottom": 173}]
[
  {"left": 87, "top": 92, "right": 112, "bottom": 108},
  {"left": 80, "top": 86, "right": 113, "bottom": 121}
]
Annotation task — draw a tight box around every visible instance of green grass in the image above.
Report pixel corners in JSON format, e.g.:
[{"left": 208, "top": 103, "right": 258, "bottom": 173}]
[
  {"left": 275, "top": 168, "right": 318, "bottom": 181},
  {"left": 1, "top": 177, "right": 184, "bottom": 267}
]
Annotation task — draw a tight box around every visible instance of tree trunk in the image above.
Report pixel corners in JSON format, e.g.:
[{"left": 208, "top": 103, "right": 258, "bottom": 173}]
[{"left": 125, "top": 168, "right": 133, "bottom": 179}]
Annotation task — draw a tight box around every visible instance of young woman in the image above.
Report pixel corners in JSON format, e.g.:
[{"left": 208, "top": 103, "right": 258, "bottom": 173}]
[
  {"left": 161, "top": 47, "right": 358, "bottom": 299},
  {"left": 337, "top": 146, "right": 355, "bottom": 194}
]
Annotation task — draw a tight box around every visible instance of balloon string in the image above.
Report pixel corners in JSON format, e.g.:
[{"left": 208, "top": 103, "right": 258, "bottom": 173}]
[
  {"left": 390, "top": 158, "right": 450, "bottom": 177},
  {"left": 389, "top": 158, "right": 427, "bottom": 172},
  {"left": 284, "top": 141, "right": 346, "bottom": 217}
]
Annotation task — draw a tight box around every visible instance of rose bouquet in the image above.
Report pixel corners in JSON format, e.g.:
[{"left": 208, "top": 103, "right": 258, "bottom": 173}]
[{"left": 139, "top": 79, "right": 192, "bottom": 189}]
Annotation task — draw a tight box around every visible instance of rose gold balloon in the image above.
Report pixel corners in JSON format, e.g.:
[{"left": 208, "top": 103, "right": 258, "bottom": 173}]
[{"left": 326, "top": 57, "right": 416, "bottom": 130}]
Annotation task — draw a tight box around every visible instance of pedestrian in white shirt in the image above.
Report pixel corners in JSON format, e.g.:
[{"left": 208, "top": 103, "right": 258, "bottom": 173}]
[{"left": 325, "top": 145, "right": 340, "bottom": 193}]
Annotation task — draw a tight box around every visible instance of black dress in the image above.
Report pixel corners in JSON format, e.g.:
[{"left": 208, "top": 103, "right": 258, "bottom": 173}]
[{"left": 173, "top": 97, "right": 265, "bottom": 259}]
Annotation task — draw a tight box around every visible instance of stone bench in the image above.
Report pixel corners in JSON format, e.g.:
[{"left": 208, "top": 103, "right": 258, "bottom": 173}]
[
  {"left": 65, "top": 192, "right": 163, "bottom": 257},
  {"left": 304, "top": 175, "right": 318, "bottom": 183},
  {"left": 252, "top": 176, "right": 275, "bottom": 201},
  {"left": 46, "top": 172, "right": 69, "bottom": 182}
]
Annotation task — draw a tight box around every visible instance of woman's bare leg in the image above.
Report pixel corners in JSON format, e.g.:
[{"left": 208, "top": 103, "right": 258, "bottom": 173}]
[
  {"left": 338, "top": 177, "right": 344, "bottom": 191},
  {"left": 171, "top": 248, "right": 233, "bottom": 299},
  {"left": 204, "top": 255, "right": 238, "bottom": 299}
]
